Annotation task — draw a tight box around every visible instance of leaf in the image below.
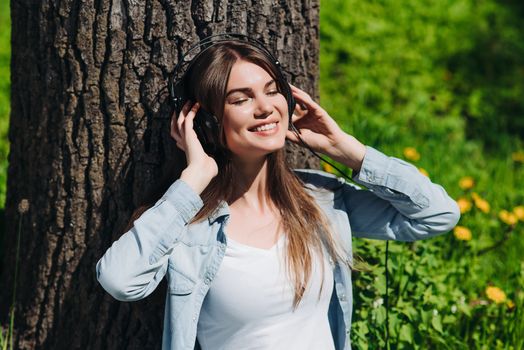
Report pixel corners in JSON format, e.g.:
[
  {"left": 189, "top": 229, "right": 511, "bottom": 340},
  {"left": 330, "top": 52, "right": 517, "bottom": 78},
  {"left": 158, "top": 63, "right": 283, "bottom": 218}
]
[
  {"left": 399, "top": 324, "right": 414, "bottom": 344},
  {"left": 375, "top": 306, "right": 387, "bottom": 325},
  {"left": 432, "top": 314, "right": 444, "bottom": 334}
]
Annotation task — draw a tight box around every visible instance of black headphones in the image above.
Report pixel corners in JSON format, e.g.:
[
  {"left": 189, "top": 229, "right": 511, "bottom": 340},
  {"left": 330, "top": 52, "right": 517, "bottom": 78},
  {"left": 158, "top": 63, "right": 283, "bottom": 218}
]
[{"left": 168, "top": 33, "right": 296, "bottom": 156}]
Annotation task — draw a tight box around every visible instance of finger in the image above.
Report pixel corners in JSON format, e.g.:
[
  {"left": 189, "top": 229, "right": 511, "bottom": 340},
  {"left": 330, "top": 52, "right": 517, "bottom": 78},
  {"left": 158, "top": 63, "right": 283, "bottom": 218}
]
[
  {"left": 175, "top": 140, "right": 186, "bottom": 152},
  {"left": 289, "top": 83, "right": 302, "bottom": 92},
  {"left": 171, "top": 121, "right": 181, "bottom": 142},
  {"left": 171, "top": 107, "right": 183, "bottom": 137},
  {"left": 177, "top": 101, "right": 192, "bottom": 128},
  {"left": 290, "top": 84, "right": 312, "bottom": 102},
  {"left": 177, "top": 104, "right": 189, "bottom": 136},
  {"left": 177, "top": 118, "right": 185, "bottom": 141},
  {"left": 286, "top": 130, "right": 302, "bottom": 145},
  {"left": 291, "top": 87, "right": 321, "bottom": 111},
  {"left": 286, "top": 130, "right": 300, "bottom": 144},
  {"left": 172, "top": 128, "right": 182, "bottom": 143},
  {"left": 184, "top": 102, "right": 200, "bottom": 131},
  {"left": 171, "top": 127, "right": 182, "bottom": 142},
  {"left": 174, "top": 101, "right": 191, "bottom": 126},
  {"left": 291, "top": 112, "right": 306, "bottom": 126},
  {"left": 171, "top": 105, "right": 181, "bottom": 132},
  {"left": 186, "top": 102, "right": 200, "bottom": 121},
  {"left": 181, "top": 100, "right": 192, "bottom": 115},
  {"left": 292, "top": 104, "right": 308, "bottom": 120}
]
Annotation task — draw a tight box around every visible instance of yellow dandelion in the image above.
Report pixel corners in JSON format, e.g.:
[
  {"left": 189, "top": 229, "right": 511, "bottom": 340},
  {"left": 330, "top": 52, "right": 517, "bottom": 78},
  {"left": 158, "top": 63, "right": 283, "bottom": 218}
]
[
  {"left": 322, "top": 163, "right": 334, "bottom": 174},
  {"left": 512, "top": 150, "right": 524, "bottom": 163},
  {"left": 471, "top": 192, "right": 490, "bottom": 213},
  {"left": 499, "top": 210, "right": 518, "bottom": 225},
  {"left": 403, "top": 147, "right": 420, "bottom": 161},
  {"left": 453, "top": 226, "right": 472, "bottom": 241},
  {"left": 506, "top": 300, "right": 515, "bottom": 310},
  {"left": 486, "top": 286, "right": 506, "bottom": 304},
  {"left": 456, "top": 198, "right": 472, "bottom": 214},
  {"left": 513, "top": 206, "right": 524, "bottom": 221},
  {"left": 418, "top": 168, "right": 429, "bottom": 177},
  {"left": 459, "top": 176, "right": 475, "bottom": 190},
  {"left": 475, "top": 198, "right": 490, "bottom": 213}
]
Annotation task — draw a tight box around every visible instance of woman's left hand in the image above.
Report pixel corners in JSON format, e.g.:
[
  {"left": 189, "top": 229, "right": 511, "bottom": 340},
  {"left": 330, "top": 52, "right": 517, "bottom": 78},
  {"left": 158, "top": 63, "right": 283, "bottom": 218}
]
[
  {"left": 286, "top": 85, "right": 366, "bottom": 171},
  {"left": 286, "top": 85, "right": 345, "bottom": 153}
]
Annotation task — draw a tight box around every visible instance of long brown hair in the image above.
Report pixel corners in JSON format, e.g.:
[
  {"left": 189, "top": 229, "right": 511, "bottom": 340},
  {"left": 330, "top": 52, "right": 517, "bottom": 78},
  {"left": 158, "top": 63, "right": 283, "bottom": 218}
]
[{"left": 126, "top": 40, "right": 352, "bottom": 308}]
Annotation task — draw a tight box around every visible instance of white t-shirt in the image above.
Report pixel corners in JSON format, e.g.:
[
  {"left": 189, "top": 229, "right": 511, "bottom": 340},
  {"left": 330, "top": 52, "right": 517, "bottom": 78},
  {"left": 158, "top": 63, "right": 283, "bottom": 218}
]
[{"left": 196, "top": 234, "right": 335, "bottom": 350}]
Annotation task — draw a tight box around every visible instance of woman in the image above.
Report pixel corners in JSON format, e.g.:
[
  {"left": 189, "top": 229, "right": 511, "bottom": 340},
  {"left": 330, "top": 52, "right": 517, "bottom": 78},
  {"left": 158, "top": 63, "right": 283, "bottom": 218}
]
[{"left": 96, "top": 38, "right": 460, "bottom": 350}]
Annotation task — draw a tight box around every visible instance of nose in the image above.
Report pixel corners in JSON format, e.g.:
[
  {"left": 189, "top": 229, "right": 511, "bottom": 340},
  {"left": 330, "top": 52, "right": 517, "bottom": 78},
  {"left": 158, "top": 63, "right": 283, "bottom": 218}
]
[{"left": 254, "top": 94, "right": 273, "bottom": 119}]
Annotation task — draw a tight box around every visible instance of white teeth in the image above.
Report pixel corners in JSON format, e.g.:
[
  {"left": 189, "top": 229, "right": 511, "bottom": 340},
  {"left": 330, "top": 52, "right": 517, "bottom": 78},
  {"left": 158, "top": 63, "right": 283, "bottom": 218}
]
[{"left": 252, "top": 123, "right": 277, "bottom": 132}]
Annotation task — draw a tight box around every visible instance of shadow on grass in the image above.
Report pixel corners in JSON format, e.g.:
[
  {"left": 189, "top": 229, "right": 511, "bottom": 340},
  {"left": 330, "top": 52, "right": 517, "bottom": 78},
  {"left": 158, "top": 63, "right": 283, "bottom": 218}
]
[{"left": 445, "top": 0, "right": 524, "bottom": 149}]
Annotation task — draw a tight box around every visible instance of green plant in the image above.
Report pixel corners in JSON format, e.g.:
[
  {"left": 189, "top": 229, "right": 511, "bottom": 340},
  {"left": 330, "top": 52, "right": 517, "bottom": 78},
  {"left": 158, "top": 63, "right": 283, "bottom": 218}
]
[
  {"left": 0, "top": 0, "right": 11, "bottom": 209},
  {"left": 320, "top": 0, "right": 524, "bottom": 348},
  {"left": 0, "top": 200, "right": 26, "bottom": 350}
]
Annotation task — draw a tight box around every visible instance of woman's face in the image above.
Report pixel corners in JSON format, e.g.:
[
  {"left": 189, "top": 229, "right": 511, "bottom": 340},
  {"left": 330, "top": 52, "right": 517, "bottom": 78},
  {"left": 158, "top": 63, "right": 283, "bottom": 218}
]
[{"left": 221, "top": 60, "right": 289, "bottom": 160}]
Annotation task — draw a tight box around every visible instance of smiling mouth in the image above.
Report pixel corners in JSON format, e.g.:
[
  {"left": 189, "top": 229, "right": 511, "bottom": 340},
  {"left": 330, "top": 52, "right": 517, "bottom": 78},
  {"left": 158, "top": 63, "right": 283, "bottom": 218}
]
[{"left": 249, "top": 122, "right": 278, "bottom": 132}]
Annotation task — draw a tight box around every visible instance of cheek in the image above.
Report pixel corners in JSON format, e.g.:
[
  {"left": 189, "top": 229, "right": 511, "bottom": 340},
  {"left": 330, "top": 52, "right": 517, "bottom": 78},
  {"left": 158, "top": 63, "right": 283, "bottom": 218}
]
[
  {"left": 221, "top": 110, "right": 248, "bottom": 147},
  {"left": 277, "top": 95, "right": 290, "bottom": 119},
  {"left": 223, "top": 104, "right": 255, "bottom": 127},
  {"left": 222, "top": 110, "right": 244, "bottom": 135}
]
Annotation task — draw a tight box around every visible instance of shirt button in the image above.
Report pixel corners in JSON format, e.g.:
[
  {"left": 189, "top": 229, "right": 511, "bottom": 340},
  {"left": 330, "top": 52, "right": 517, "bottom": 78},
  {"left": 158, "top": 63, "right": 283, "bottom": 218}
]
[
  {"left": 205, "top": 278, "right": 211, "bottom": 284},
  {"left": 340, "top": 293, "right": 346, "bottom": 301}
]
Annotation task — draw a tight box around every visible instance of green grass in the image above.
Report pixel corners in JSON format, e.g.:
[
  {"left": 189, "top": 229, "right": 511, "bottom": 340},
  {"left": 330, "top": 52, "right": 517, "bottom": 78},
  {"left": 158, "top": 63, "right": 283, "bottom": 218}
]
[
  {"left": 0, "top": 0, "right": 10, "bottom": 209},
  {"left": 320, "top": 0, "right": 524, "bottom": 348},
  {"left": 0, "top": 0, "right": 10, "bottom": 346}
]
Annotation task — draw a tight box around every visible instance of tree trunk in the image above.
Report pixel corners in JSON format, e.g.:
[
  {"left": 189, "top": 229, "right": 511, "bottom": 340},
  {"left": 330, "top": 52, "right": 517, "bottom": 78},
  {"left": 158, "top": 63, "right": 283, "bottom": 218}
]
[{"left": 0, "top": 0, "right": 320, "bottom": 348}]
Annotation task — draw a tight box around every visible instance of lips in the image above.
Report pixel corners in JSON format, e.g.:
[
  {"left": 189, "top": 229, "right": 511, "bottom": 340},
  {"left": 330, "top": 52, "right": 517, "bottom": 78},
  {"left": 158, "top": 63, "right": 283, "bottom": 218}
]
[{"left": 249, "top": 122, "right": 278, "bottom": 132}]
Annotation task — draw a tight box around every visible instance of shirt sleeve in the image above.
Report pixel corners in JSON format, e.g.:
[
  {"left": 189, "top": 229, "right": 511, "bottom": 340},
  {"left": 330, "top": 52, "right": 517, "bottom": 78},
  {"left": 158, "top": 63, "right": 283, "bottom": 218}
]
[
  {"left": 96, "top": 179, "right": 203, "bottom": 301},
  {"left": 342, "top": 146, "right": 460, "bottom": 241}
]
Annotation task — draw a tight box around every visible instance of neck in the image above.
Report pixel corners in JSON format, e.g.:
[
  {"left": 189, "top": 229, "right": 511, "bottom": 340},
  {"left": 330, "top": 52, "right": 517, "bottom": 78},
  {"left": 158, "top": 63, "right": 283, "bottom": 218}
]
[{"left": 229, "top": 155, "right": 273, "bottom": 213}]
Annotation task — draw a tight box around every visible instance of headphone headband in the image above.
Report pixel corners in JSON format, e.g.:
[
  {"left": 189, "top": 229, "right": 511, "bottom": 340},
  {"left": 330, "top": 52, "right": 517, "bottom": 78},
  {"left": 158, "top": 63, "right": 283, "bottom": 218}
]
[{"left": 169, "top": 34, "right": 284, "bottom": 102}]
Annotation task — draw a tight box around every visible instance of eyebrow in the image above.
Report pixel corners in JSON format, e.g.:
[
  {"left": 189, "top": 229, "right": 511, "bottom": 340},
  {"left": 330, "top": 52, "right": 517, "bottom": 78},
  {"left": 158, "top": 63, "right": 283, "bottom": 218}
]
[{"left": 225, "top": 79, "right": 277, "bottom": 97}]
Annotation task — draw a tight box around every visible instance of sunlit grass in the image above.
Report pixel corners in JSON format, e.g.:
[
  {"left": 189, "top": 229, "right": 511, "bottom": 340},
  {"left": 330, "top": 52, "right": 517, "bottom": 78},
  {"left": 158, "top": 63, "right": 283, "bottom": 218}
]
[
  {"left": 321, "top": 0, "right": 524, "bottom": 348},
  {"left": 0, "top": 0, "right": 10, "bottom": 208}
]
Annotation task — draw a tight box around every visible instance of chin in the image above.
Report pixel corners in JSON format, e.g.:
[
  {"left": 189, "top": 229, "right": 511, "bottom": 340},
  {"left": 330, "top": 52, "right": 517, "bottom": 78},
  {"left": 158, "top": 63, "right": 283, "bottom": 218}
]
[
  {"left": 230, "top": 144, "right": 284, "bottom": 161},
  {"left": 260, "top": 139, "right": 287, "bottom": 154}
]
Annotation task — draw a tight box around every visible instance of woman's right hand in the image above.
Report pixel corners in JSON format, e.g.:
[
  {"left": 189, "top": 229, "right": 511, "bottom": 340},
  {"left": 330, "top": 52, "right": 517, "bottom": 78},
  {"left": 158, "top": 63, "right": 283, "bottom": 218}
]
[{"left": 170, "top": 101, "right": 218, "bottom": 194}]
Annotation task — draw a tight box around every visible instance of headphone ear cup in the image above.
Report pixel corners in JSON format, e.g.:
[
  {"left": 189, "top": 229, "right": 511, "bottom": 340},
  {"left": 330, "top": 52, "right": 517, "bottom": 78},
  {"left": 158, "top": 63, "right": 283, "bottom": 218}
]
[
  {"left": 171, "top": 77, "right": 220, "bottom": 157},
  {"left": 172, "top": 80, "right": 188, "bottom": 115},
  {"left": 193, "top": 108, "right": 220, "bottom": 156}
]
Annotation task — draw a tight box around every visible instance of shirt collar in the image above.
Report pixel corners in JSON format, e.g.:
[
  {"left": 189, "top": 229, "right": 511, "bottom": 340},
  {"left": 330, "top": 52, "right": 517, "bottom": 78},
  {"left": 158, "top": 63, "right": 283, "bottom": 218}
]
[{"left": 207, "top": 200, "right": 230, "bottom": 224}]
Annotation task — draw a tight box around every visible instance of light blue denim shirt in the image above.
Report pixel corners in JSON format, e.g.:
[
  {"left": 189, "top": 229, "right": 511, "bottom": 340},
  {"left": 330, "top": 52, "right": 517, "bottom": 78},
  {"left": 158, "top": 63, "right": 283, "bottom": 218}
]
[{"left": 96, "top": 146, "right": 460, "bottom": 350}]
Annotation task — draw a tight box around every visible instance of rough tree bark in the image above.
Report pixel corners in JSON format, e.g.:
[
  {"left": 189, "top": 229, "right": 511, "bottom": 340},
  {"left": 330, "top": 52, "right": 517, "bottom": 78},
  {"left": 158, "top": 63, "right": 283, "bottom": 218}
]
[{"left": 0, "top": 0, "right": 320, "bottom": 349}]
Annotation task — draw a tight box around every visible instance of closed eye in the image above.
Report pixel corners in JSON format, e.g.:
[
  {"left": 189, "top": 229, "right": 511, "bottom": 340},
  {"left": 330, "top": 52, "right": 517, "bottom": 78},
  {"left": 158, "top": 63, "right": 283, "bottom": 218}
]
[
  {"left": 232, "top": 92, "right": 277, "bottom": 105},
  {"left": 232, "top": 98, "right": 249, "bottom": 105}
]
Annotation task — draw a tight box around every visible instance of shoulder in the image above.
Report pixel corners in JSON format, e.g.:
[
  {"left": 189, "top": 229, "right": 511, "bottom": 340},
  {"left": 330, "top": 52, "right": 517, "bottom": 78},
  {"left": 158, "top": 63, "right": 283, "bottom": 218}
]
[{"left": 293, "top": 169, "right": 346, "bottom": 192}]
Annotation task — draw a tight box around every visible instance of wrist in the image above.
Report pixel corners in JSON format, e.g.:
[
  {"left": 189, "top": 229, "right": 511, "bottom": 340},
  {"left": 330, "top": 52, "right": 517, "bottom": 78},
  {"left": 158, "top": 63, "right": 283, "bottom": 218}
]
[
  {"left": 180, "top": 167, "right": 213, "bottom": 195},
  {"left": 329, "top": 134, "right": 366, "bottom": 172}
]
